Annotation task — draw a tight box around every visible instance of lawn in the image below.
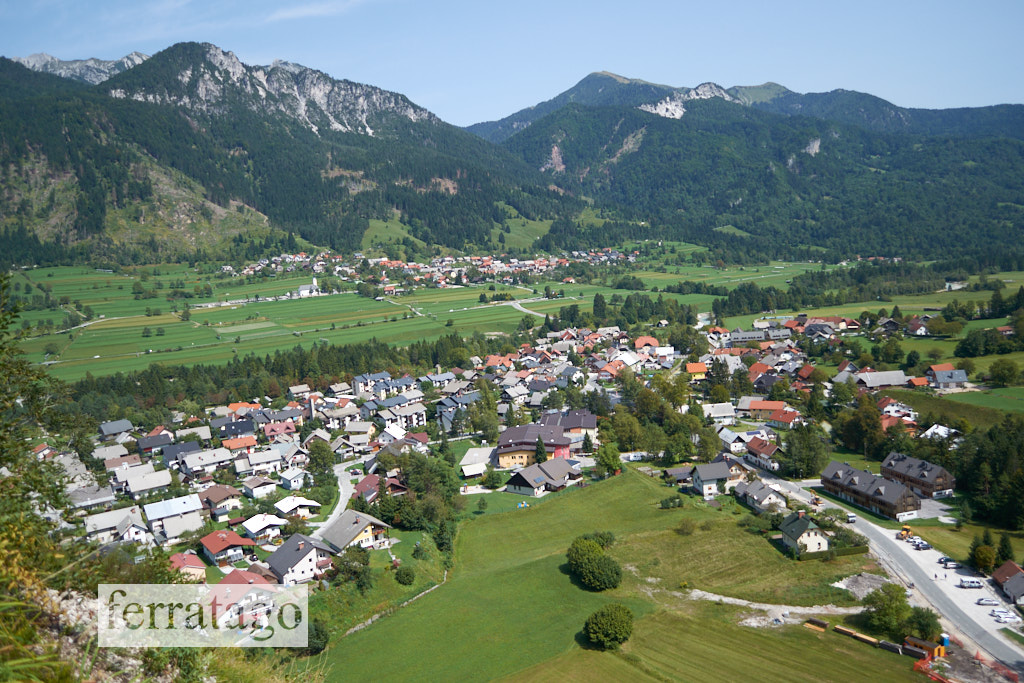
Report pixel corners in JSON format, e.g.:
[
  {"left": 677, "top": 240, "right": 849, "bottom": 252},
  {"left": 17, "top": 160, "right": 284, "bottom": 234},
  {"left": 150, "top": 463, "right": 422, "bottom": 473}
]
[
  {"left": 943, "top": 387, "right": 1024, "bottom": 414},
  {"left": 877, "top": 389, "right": 1005, "bottom": 430},
  {"left": 318, "top": 472, "right": 909, "bottom": 681},
  {"left": 508, "top": 605, "right": 919, "bottom": 683}
]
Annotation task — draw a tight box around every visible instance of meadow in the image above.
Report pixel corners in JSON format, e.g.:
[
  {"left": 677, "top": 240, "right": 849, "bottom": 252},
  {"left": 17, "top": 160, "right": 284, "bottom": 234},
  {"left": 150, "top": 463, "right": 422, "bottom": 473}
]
[{"left": 320, "top": 471, "right": 917, "bottom": 682}]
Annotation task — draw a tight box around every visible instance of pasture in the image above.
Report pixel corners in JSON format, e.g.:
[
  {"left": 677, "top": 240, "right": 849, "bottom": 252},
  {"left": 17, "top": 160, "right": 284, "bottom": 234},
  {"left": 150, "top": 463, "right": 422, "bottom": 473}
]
[{"left": 320, "top": 471, "right": 911, "bottom": 681}]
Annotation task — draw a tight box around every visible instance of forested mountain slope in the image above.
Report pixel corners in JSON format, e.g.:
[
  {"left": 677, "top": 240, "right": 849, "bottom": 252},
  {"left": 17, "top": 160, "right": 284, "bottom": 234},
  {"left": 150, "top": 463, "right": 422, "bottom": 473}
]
[{"left": 505, "top": 99, "right": 1024, "bottom": 262}]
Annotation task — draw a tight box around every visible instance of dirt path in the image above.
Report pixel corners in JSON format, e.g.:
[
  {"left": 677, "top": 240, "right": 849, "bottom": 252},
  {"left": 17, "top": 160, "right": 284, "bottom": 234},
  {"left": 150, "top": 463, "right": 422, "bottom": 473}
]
[{"left": 685, "top": 588, "right": 864, "bottom": 616}]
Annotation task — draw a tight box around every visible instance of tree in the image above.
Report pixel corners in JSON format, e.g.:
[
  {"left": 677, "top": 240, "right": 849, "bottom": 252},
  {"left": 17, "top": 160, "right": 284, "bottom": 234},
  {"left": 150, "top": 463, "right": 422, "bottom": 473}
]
[
  {"left": 584, "top": 604, "right": 633, "bottom": 650},
  {"left": 476, "top": 497, "right": 488, "bottom": 513},
  {"left": 784, "top": 424, "right": 831, "bottom": 478},
  {"left": 863, "top": 583, "right": 912, "bottom": 640},
  {"left": 905, "top": 606, "right": 941, "bottom": 641},
  {"left": 534, "top": 436, "right": 548, "bottom": 463},
  {"left": 973, "top": 545, "right": 997, "bottom": 574},
  {"left": 582, "top": 432, "right": 594, "bottom": 454},
  {"left": 595, "top": 443, "right": 621, "bottom": 477},
  {"left": 989, "top": 358, "right": 1020, "bottom": 387},
  {"left": 998, "top": 532, "right": 1015, "bottom": 565},
  {"left": 307, "top": 439, "right": 335, "bottom": 478},
  {"left": 481, "top": 466, "right": 504, "bottom": 489}
]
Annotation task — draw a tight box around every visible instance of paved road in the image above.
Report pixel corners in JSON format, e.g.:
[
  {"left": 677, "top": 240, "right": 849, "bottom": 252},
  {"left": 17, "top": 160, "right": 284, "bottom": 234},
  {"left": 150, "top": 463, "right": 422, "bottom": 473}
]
[
  {"left": 854, "top": 517, "right": 1024, "bottom": 673},
  {"left": 309, "top": 462, "right": 355, "bottom": 537},
  {"left": 764, "top": 473, "right": 1024, "bottom": 672}
]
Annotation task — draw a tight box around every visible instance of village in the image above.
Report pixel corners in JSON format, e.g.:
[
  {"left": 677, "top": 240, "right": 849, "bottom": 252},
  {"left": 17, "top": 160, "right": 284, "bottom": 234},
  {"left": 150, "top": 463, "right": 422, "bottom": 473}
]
[{"left": 36, "top": 299, "right": 1013, "bottom": 627}]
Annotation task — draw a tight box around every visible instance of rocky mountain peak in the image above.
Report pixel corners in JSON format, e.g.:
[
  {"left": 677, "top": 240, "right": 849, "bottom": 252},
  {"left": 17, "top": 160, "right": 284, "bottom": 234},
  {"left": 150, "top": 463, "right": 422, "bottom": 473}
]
[
  {"left": 103, "top": 42, "right": 437, "bottom": 137},
  {"left": 12, "top": 50, "right": 149, "bottom": 84}
]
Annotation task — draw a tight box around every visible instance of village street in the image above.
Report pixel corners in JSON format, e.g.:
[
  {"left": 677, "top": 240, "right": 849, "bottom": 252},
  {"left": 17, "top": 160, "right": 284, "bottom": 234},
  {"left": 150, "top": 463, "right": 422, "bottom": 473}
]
[{"left": 764, "top": 474, "right": 1024, "bottom": 673}]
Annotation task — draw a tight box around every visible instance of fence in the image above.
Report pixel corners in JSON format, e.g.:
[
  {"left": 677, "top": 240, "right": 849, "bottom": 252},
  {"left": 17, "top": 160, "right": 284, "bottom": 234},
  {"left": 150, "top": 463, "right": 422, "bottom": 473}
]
[{"left": 974, "top": 651, "right": 1020, "bottom": 683}]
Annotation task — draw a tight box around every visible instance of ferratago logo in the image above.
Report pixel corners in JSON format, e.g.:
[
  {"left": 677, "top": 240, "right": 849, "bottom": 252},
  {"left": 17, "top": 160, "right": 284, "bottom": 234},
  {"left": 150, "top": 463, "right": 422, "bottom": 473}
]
[{"left": 98, "top": 583, "right": 308, "bottom": 648}]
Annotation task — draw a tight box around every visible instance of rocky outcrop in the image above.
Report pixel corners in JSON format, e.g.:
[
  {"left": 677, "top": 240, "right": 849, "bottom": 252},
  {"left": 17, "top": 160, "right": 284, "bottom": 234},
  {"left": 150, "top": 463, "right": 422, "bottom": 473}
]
[
  {"left": 13, "top": 51, "right": 148, "bottom": 84},
  {"left": 106, "top": 43, "right": 435, "bottom": 137}
]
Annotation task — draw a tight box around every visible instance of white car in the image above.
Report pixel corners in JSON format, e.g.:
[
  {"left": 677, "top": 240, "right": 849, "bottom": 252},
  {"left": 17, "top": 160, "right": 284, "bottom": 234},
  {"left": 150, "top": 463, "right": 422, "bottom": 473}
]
[
  {"left": 997, "top": 615, "right": 1022, "bottom": 624},
  {"left": 990, "top": 609, "right": 1014, "bottom": 618},
  {"left": 977, "top": 597, "right": 1000, "bottom": 606}
]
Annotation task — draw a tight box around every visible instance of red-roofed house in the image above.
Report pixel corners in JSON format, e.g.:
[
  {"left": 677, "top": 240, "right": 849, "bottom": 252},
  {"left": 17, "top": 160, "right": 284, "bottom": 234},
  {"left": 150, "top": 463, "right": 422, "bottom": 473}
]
[
  {"left": 767, "top": 409, "right": 803, "bottom": 430},
  {"left": 634, "top": 336, "right": 658, "bottom": 351},
  {"left": 685, "top": 363, "right": 707, "bottom": 381},
  {"left": 263, "top": 421, "right": 297, "bottom": 440},
  {"left": 169, "top": 551, "right": 207, "bottom": 582},
  {"left": 223, "top": 435, "right": 258, "bottom": 456},
  {"left": 200, "top": 529, "right": 256, "bottom": 567},
  {"left": 745, "top": 400, "right": 787, "bottom": 420},
  {"left": 907, "top": 377, "right": 929, "bottom": 388}
]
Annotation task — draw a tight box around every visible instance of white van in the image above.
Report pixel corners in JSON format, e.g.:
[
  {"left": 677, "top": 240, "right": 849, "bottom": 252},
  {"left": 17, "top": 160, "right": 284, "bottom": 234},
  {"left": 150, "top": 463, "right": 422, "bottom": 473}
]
[{"left": 960, "top": 578, "right": 983, "bottom": 589}]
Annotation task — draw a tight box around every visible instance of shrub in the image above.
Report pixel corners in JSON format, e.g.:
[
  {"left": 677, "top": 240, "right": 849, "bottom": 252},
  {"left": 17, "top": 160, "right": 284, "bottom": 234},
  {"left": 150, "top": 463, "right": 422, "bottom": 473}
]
[
  {"left": 676, "top": 519, "right": 696, "bottom": 536},
  {"left": 412, "top": 543, "right": 427, "bottom": 560},
  {"left": 305, "top": 619, "right": 330, "bottom": 655},
  {"left": 395, "top": 565, "right": 415, "bottom": 585},
  {"left": 567, "top": 538, "right": 603, "bottom": 574},
  {"left": 580, "top": 531, "right": 615, "bottom": 548},
  {"left": 578, "top": 554, "right": 622, "bottom": 591},
  {"left": 584, "top": 604, "right": 634, "bottom": 650}
]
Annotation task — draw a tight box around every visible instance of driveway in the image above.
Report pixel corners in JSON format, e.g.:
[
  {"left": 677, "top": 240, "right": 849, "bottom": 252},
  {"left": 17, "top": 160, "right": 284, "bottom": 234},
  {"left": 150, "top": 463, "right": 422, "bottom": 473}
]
[{"left": 309, "top": 462, "right": 355, "bottom": 538}]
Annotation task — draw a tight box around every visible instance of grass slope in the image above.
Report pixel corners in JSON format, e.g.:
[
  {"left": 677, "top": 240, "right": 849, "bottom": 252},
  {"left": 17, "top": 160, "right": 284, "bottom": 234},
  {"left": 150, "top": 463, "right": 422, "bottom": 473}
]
[{"left": 319, "top": 472, "right": 914, "bottom": 681}]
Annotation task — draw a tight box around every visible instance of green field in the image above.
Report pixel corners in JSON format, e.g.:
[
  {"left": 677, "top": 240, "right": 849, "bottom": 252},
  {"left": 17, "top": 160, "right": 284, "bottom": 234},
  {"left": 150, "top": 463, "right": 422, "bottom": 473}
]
[
  {"left": 942, "top": 387, "right": 1024, "bottom": 413},
  {"left": 319, "top": 471, "right": 914, "bottom": 681},
  {"left": 878, "top": 389, "right": 1006, "bottom": 430}
]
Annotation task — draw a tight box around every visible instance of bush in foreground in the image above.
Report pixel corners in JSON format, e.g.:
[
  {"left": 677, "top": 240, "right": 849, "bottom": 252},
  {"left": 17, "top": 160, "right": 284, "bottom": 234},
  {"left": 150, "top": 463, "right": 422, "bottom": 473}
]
[
  {"left": 567, "top": 534, "right": 621, "bottom": 591},
  {"left": 584, "top": 604, "right": 633, "bottom": 650},
  {"left": 395, "top": 565, "right": 415, "bottom": 585}
]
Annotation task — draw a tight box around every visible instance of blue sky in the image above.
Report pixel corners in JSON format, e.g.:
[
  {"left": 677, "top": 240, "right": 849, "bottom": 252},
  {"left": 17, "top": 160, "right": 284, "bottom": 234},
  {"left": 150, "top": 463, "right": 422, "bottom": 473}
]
[{"left": 1, "top": 0, "right": 1021, "bottom": 127}]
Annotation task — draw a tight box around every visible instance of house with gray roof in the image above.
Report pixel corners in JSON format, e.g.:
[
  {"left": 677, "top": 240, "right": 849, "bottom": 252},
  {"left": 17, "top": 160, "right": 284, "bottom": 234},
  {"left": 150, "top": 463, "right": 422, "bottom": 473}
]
[
  {"left": 821, "top": 461, "right": 921, "bottom": 521},
  {"left": 266, "top": 534, "right": 334, "bottom": 585},
  {"left": 779, "top": 511, "right": 829, "bottom": 554},
  {"left": 930, "top": 369, "right": 968, "bottom": 390},
  {"left": 733, "top": 480, "right": 786, "bottom": 512},
  {"left": 84, "top": 506, "right": 150, "bottom": 545},
  {"left": 881, "top": 452, "right": 955, "bottom": 498},
  {"left": 692, "top": 461, "right": 731, "bottom": 500},
  {"left": 318, "top": 509, "right": 392, "bottom": 552},
  {"left": 143, "top": 494, "right": 204, "bottom": 544},
  {"left": 98, "top": 419, "right": 133, "bottom": 442},
  {"left": 505, "top": 459, "right": 579, "bottom": 497}
]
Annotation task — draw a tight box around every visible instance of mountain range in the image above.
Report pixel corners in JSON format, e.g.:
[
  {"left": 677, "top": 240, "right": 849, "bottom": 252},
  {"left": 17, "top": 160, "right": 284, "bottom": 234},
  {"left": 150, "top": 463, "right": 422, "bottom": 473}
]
[{"left": 2, "top": 42, "right": 1023, "bottom": 267}]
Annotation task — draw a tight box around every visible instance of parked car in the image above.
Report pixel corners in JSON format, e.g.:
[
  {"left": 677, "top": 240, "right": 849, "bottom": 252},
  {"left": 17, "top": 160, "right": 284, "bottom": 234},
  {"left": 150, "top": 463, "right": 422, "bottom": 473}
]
[
  {"left": 997, "top": 615, "right": 1022, "bottom": 624},
  {"left": 977, "top": 597, "right": 1000, "bottom": 606},
  {"left": 938, "top": 556, "right": 953, "bottom": 564},
  {"left": 990, "top": 609, "right": 1013, "bottom": 618},
  {"left": 908, "top": 536, "right": 923, "bottom": 544},
  {"left": 915, "top": 542, "right": 932, "bottom": 551},
  {"left": 944, "top": 561, "right": 960, "bottom": 569}
]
